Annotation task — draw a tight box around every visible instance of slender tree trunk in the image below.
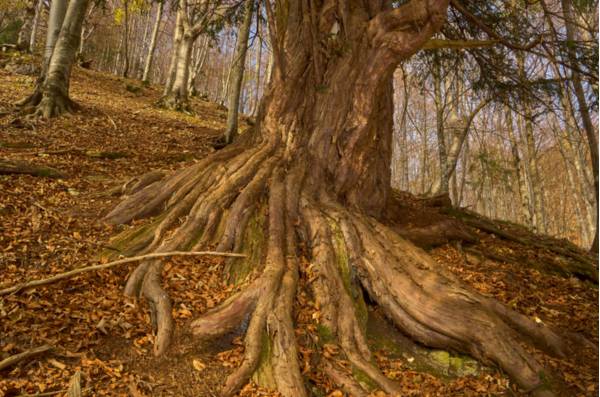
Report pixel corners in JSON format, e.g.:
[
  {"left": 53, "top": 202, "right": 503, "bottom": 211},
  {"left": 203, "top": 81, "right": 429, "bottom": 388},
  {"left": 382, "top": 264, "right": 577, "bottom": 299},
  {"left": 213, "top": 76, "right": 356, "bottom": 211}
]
[
  {"left": 121, "top": 0, "right": 130, "bottom": 77},
  {"left": 188, "top": 36, "right": 209, "bottom": 95},
  {"left": 250, "top": 31, "right": 262, "bottom": 118},
  {"left": 17, "top": 2, "right": 35, "bottom": 50},
  {"left": 224, "top": 0, "right": 254, "bottom": 143},
  {"left": 220, "top": 33, "right": 238, "bottom": 106},
  {"left": 163, "top": 10, "right": 184, "bottom": 96},
  {"left": 78, "top": 3, "right": 96, "bottom": 58},
  {"left": 142, "top": 1, "right": 163, "bottom": 83},
  {"left": 28, "top": 0, "right": 41, "bottom": 53},
  {"left": 555, "top": 126, "right": 591, "bottom": 244},
  {"left": 506, "top": 108, "right": 533, "bottom": 228},
  {"left": 458, "top": 138, "right": 469, "bottom": 206},
  {"left": 431, "top": 98, "right": 488, "bottom": 196},
  {"left": 561, "top": 0, "right": 599, "bottom": 252},
  {"left": 134, "top": 7, "right": 152, "bottom": 78},
  {"left": 432, "top": 56, "right": 449, "bottom": 195},
  {"left": 161, "top": 33, "right": 194, "bottom": 110},
  {"left": 517, "top": 55, "right": 546, "bottom": 233}
]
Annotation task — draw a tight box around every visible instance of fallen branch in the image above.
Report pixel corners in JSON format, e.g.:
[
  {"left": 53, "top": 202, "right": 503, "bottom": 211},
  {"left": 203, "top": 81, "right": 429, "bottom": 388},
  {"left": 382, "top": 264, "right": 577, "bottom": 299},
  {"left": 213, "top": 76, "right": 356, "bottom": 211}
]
[
  {"left": 18, "top": 388, "right": 93, "bottom": 397},
  {"left": 0, "top": 251, "right": 246, "bottom": 296},
  {"left": 0, "top": 159, "right": 64, "bottom": 178},
  {"left": 0, "top": 345, "right": 53, "bottom": 371}
]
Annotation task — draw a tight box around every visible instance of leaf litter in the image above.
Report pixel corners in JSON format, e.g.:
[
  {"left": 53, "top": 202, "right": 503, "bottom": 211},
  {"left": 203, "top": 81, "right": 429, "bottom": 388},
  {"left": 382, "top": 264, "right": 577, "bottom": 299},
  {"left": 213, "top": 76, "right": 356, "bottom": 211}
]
[{"left": 0, "top": 66, "right": 597, "bottom": 396}]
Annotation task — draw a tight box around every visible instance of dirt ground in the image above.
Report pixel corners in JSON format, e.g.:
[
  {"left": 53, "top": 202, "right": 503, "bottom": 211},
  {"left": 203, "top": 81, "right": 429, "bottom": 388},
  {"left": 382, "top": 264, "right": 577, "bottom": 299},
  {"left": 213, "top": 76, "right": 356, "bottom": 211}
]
[{"left": 0, "top": 65, "right": 597, "bottom": 397}]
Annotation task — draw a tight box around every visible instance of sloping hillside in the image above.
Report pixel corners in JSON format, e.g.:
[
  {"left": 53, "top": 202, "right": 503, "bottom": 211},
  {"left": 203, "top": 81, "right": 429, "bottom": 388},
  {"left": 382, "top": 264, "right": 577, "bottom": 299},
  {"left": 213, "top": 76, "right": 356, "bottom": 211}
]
[{"left": 0, "top": 65, "right": 597, "bottom": 397}]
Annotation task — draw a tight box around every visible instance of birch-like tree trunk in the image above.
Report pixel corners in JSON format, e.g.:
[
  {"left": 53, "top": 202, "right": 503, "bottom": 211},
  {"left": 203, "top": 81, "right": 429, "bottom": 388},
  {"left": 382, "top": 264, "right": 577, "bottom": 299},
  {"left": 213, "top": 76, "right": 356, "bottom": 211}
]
[
  {"left": 560, "top": 0, "right": 599, "bottom": 252},
  {"left": 28, "top": 0, "right": 41, "bottom": 53},
  {"left": 36, "top": 0, "right": 90, "bottom": 117},
  {"left": 121, "top": 0, "right": 130, "bottom": 77},
  {"left": 16, "top": 2, "right": 35, "bottom": 50},
  {"left": 188, "top": 36, "right": 210, "bottom": 95},
  {"left": 224, "top": 0, "right": 254, "bottom": 143},
  {"left": 142, "top": 1, "right": 163, "bottom": 83},
  {"left": 432, "top": 55, "right": 448, "bottom": 195},
  {"left": 506, "top": 108, "right": 534, "bottom": 229}
]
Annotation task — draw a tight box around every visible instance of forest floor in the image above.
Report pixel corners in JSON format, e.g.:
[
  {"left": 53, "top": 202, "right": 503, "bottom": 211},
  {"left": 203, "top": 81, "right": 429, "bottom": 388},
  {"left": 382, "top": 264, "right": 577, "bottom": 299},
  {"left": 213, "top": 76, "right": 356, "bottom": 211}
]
[{"left": 0, "top": 63, "right": 598, "bottom": 397}]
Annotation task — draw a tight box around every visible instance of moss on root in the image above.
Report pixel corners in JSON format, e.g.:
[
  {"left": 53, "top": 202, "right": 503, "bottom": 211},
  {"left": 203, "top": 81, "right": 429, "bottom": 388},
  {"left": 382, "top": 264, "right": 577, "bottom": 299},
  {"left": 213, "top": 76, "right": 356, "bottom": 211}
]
[
  {"left": 352, "top": 366, "right": 378, "bottom": 392},
  {"left": 252, "top": 330, "right": 276, "bottom": 389},
  {"left": 102, "top": 213, "right": 168, "bottom": 258},
  {"left": 329, "top": 220, "right": 369, "bottom": 331},
  {"left": 366, "top": 309, "right": 483, "bottom": 379},
  {"left": 227, "top": 207, "right": 266, "bottom": 285},
  {"left": 316, "top": 324, "right": 335, "bottom": 345}
]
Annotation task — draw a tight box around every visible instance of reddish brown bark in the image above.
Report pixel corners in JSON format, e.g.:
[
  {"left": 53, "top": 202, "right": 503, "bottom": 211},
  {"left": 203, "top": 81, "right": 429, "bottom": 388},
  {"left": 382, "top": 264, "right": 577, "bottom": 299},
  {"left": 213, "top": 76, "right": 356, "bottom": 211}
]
[{"left": 106, "top": 1, "right": 566, "bottom": 396}]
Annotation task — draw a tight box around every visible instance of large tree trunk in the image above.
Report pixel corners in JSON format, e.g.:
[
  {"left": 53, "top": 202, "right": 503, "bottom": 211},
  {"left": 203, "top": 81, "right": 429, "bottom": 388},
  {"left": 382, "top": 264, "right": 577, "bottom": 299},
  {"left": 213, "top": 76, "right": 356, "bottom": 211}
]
[
  {"left": 17, "top": 0, "right": 68, "bottom": 111},
  {"left": 160, "top": 33, "right": 194, "bottom": 111},
  {"left": 224, "top": 0, "right": 254, "bottom": 143},
  {"left": 106, "top": 2, "right": 566, "bottom": 396},
  {"left": 142, "top": 0, "right": 163, "bottom": 83},
  {"left": 45, "top": 0, "right": 68, "bottom": 65},
  {"left": 30, "top": 0, "right": 89, "bottom": 117}
]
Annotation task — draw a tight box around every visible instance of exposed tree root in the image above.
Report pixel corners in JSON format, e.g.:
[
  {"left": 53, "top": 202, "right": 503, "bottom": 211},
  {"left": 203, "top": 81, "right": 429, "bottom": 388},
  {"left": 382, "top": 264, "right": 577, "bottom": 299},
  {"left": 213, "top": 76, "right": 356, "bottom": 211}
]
[
  {"left": 156, "top": 93, "right": 193, "bottom": 113},
  {"left": 17, "top": 86, "right": 79, "bottom": 119},
  {"left": 445, "top": 207, "right": 599, "bottom": 283},
  {"left": 106, "top": 140, "right": 569, "bottom": 397},
  {"left": 394, "top": 218, "right": 478, "bottom": 248}
]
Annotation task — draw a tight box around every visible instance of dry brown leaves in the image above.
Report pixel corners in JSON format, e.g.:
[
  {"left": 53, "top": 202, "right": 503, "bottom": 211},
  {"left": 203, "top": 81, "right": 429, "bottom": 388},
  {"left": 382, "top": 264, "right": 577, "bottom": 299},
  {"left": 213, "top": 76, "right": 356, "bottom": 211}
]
[{"left": 0, "top": 61, "right": 597, "bottom": 396}]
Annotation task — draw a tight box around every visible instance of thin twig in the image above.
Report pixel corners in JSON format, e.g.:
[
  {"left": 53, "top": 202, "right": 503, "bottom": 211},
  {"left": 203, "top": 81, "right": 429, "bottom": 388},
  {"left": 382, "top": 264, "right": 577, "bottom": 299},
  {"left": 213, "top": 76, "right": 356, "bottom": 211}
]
[
  {"left": 18, "top": 387, "right": 93, "bottom": 397},
  {"left": 0, "top": 251, "right": 246, "bottom": 296},
  {"left": 0, "top": 345, "right": 53, "bottom": 371}
]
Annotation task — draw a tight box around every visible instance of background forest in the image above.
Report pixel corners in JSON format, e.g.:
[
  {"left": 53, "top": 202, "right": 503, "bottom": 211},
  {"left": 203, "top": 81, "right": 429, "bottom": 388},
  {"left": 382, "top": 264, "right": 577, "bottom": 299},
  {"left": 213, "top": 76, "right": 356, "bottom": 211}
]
[
  {"left": 2, "top": 0, "right": 598, "bottom": 249},
  {"left": 0, "top": 0, "right": 598, "bottom": 396}
]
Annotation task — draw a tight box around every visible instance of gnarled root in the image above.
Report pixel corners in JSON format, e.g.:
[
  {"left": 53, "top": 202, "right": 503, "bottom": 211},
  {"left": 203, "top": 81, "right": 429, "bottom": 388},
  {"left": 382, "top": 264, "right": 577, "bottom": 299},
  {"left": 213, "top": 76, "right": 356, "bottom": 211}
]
[
  {"left": 17, "top": 83, "right": 78, "bottom": 118},
  {"left": 157, "top": 93, "right": 192, "bottom": 113},
  {"left": 107, "top": 141, "right": 567, "bottom": 396},
  {"left": 34, "top": 92, "right": 78, "bottom": 118}
]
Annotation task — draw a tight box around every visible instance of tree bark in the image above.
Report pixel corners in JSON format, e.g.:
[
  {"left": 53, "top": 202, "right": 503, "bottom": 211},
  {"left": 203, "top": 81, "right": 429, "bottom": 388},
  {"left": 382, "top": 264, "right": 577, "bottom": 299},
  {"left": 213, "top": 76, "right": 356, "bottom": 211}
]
[
  {"left": 142, "top": 1, "right": 163, "bottom": 83},
  {"left": 250, "top": 23, "right": 262, "bottom": 119},
  {"left": 160, "top": 34, "right": 194, "bottom": 111},
  {"left": 506, "top": 108, "right": 534, "bottom": 229},
  {"left": 106, "top": 2, "right": 566, "bottom": 396},
  {"left": 188, "top": 35, "right": 209, "bottom": 96},
  {"left": 16, "top": 1, "right": 35, "bottom": 51},
  {"left": 560, "top": 0, "right": 599, "bottom": 253},
  {"left": 163, "top": 9, "right": 184, "bottom": 96},
  {"left": 224, "top": 0, "right": 254, "bottom": 144},
  {"left": 432, "top": 54, "right": 449, "bottom": 195},
  {"left": 28, "top": 0, "right": 41, "bottom": 53},
  {"left": 35, "top": 0, "right": 89, "bottom": 117},
  {"left": 121, "top": 0, "right": 130, "bottom": 78},
  {"left": 17, "top": 0, "right": 68, "bottom": 109}
]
